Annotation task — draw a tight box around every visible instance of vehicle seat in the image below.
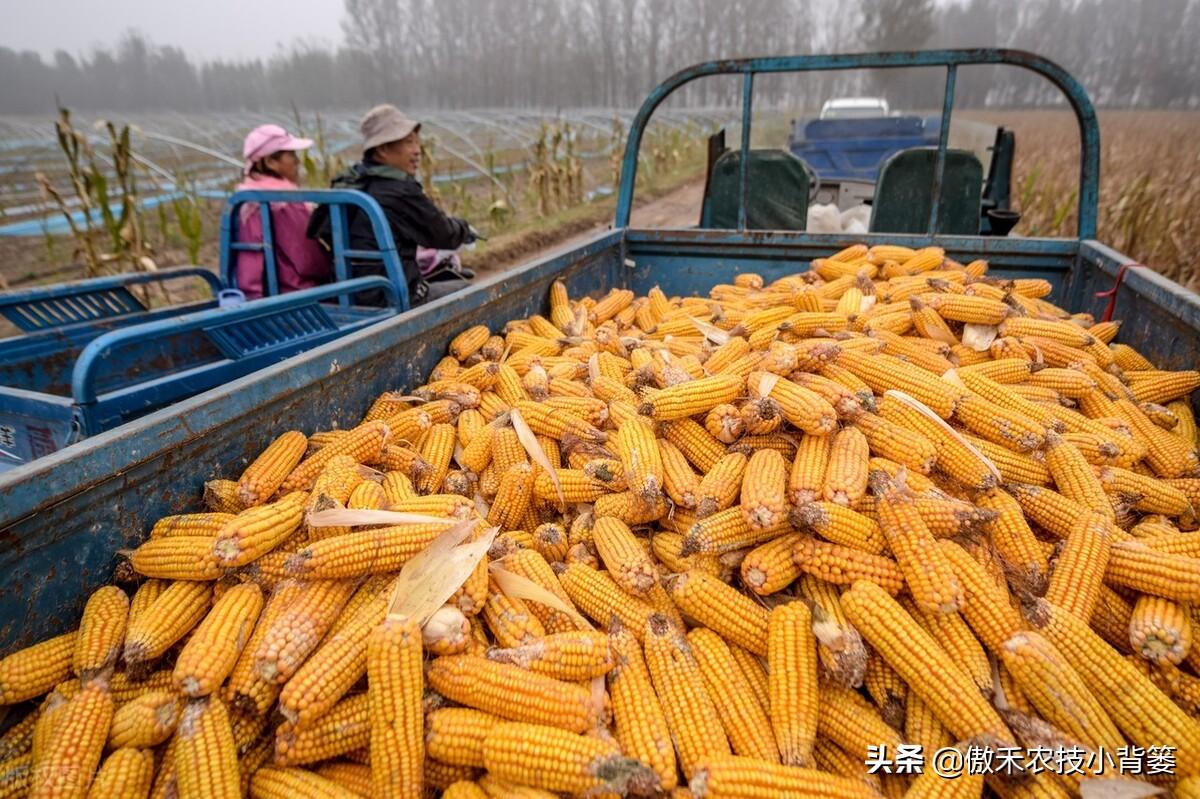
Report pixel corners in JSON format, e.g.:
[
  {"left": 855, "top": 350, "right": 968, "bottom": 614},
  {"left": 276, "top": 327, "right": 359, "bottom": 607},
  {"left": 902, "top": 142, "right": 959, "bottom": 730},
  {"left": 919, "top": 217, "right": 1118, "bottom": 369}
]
[
  {"left": 700, "top": 149, "right": 811, "bottom": 231},
  {"left": 869, "top": 147, "right": 983, "bottom": 235}
]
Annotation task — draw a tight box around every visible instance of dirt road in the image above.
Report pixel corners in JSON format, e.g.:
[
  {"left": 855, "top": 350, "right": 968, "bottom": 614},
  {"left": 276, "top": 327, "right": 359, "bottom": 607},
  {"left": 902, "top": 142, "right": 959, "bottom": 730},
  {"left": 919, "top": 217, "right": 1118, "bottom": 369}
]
[{"left": 473, "top": 178, "right": 705, "bottom": 275}]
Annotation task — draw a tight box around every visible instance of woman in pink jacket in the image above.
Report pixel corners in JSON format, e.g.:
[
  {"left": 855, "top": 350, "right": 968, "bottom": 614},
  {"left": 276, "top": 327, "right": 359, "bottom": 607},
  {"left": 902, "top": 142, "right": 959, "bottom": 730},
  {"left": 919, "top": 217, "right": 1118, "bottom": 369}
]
[{"left": 235, "top": 125, "right": 331, "bottom": 299}]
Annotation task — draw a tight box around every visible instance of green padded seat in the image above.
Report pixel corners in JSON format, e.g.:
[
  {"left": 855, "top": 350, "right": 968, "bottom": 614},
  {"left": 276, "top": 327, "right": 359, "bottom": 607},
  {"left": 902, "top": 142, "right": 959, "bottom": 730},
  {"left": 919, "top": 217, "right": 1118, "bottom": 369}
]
[
  {"left": 701, "top": 149, "right": 811, "bottom": 231},
  {"left": 870, "top": 147, "right": 983, "bottom": 235}
]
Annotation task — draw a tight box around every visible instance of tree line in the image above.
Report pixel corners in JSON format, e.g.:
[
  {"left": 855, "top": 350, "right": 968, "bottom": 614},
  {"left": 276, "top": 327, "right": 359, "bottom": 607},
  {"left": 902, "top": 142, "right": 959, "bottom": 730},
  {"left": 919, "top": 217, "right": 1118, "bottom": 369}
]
[{"left": 2, "top": 0, "right": 1197, "bottom": 115}]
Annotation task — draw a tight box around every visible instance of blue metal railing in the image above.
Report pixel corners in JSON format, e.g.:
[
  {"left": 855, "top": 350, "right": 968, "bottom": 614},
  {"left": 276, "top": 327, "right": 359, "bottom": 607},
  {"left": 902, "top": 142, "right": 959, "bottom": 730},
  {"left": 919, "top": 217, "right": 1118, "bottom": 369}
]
[
  {"left": 614, "top": 49, "right": 1101, "bottom": 240},
  {"left": 0, "top": 268, "right": 221, "bottom": 334},
  {"left": 218, "top": 189, "right": 410, "bottom": 310}
]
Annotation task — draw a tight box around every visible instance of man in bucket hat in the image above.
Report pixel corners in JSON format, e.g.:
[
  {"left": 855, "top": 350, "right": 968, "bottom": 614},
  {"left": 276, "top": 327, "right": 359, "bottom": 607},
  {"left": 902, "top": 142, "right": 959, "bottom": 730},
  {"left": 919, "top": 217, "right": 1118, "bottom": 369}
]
[{"left": 309, "top": 104, "right": 476, "bottom": 306}]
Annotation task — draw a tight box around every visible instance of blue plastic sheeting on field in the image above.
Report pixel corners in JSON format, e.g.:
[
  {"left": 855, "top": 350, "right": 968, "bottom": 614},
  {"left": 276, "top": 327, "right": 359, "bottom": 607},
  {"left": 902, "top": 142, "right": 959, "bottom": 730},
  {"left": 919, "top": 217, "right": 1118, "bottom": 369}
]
[{"left": 0, "top": 190, "right": 228, "bottom": 237}]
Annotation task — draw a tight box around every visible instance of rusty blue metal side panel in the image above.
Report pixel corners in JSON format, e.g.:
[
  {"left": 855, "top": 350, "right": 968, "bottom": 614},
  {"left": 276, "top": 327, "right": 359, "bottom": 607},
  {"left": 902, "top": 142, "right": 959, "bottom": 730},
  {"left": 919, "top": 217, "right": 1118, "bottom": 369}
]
[
  {"left": 0, "top": 230, "right": 625, "bottom": 649},
  {"left": 1074, "top": 241, "right": 1200, "bottom": 373}
]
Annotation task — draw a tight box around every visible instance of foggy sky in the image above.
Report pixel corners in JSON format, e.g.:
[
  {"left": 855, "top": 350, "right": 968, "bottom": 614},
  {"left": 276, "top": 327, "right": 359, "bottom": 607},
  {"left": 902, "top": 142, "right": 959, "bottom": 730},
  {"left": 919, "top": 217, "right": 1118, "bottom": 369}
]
[{"left": 0, "top": 0, "right": 344, "bottom": 60}]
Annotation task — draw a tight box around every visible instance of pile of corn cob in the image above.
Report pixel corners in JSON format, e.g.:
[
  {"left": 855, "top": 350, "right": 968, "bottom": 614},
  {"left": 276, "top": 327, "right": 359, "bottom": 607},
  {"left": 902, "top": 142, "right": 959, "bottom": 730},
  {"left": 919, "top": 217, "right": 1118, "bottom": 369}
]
[{"left": 2, "top": 243, "right": 1200, "bottom": 799}]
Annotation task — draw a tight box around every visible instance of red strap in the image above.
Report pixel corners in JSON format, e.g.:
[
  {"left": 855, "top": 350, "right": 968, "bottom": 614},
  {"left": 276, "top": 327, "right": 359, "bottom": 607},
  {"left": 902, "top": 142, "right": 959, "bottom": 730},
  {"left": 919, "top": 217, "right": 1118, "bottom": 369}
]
[{"left": 1094, "top": 262, "right": 1142, "bottom": 322}]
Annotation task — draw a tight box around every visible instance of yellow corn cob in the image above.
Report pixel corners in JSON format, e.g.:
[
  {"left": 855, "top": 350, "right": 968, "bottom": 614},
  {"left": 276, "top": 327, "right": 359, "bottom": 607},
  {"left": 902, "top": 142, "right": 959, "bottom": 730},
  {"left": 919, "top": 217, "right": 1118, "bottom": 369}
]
[
  {"left": 667, "top": 570, "right": 770, "bottom": 656},
  {"left": 687, "top": 628, "right": 779, "bottom": 763},
  {"left": 364, "top": 389, "right": 414, "bottom": 421},
  {"left": 639, "top": 374, "right": 743, "bottom": 421},
  {"left": 695, "top": 453, "right": 749, "bottom": 518},
  {"left": 428, "top": 761, "right": 482, "bottom": 792},
  {"left": 87, "top": 747, "right": 154, "bottom": 799},
  {"left": 765, "top": 601, "right": 818, "bottom": 767},
  {"left": 281, "top": 420, "right": 389, "bottom": 492},
  {"left": 204, "top": 478, "right": 245, "bottom": 513},
  {"left": 122, "top": 581, "right": 210, "bottom": 675},
  {"left": 921, "top": 291, "right": 1009, "bottom": 325},
  {"left": 483, "top": 720, "right": 657, "bottom": 795},
  {"left": 613, "top": 417, "right": 663, "bottom": 504},
  {"left": 524, "top": 522, "right": 566, "bottom": 565},
  {"left": 591, "top": 516, "right": 658, "bottom": 596},
  {"left": 909, "top": 296, "right": 959, "bottom": 343},
  {"left": 936, "top": 540, "right": 1024, "bottom": 653},
  {"left": 791, "top": 536, "right": 904, "bottom": 594},
  {"left": 558, "top": 562, "right": 655, "bottom": 638},
  {"left": 225, "top": 580, "right": 304, "bottom": 716},
  {"left": 449, "top": 324, "right": 490, "bottom": 360},
  {"left": 1040, "top": 431, "right": 1116, "bottom": 523},
  {"left": 822, "top": 427, "right": 869, "bottom": 506},
  {"left": 643, "top": 614, "right": 730, "bottom": 778},
  {"left": 876, "top": 396, "right": 997, "bottom": 490},
  {"left": 837, "top": 350, "right": 964, "bottom": 419},
  {"left": 172, "top": 696, "right": 241, "bottom": 799},
  {"left": 1128, "top": 369, "right": 1200, "bottom": 404},
  {"left": 1029, "top": 598, "right": 1200, "bottom": 775},
  {"left": 497, "top": 549, "right": 579, "bottom": 634},
  {"left": 786, "top": 434, "right": 831, "bottom": 505},
  {"left": 1130, "top": 595, "right": 1193, "bottom": 665},
  {"left": 30, "top": 679, "right": 112, "bottom": 798},
  {"left": 72, "top": 586, "right": 127, "bottom": 679},
  {"left": 107, "top": 689, "right": 181, "bottom": 748},
  {"left": 904, "top": 693, "right": 952, "bottom": 754},
  {"left": 487, "top": 631, "right": 613, "bottom": 683},
  {"left": 654, "top": 531, "right": 723, "bottom": 578},
  {"left": 1096, "top": 464, "right": 1192, "bottom": 515},
  {"left": 605, "top": 625, "right": 679, "bottom": 791},
  {"left": 211, "top": 491, "right": 306, "bottom": 568},
  {"left": 150, "top": 512, "right": 237, "bottom": 538},
  {"left": 733, "top": 449, "right": 786, "bottom": 530},
  {"left": 173, "top": 582, "right": 263, "bottom": 697},
  {"left": 425, "top": 708, "right": 502, "bottom": 768},
  {"left": 689, "top": 755, "right": 883, "bottom": 798},
  {"left": 790, "top": 501, "right": 886, "bottom": 554},
  {"left": 975, "top": 488, "right": 1049, "bottom": 591},
  {"left": 285, "top": 523, "right": 448, "bottom": 579},
  {"left": 740, "top": 534, "right": 803, "bottom": 595},
  {"left": 487, "top": 462, "right": 534, "bottom": 531},
  {"left": 513, "top": 401, "right": 606, "bottom": 445},
  {"left": 366, "top": 615, "right": 423, "bottom": 798},
  {"left": 652, "top": 438, "right": 700, "bottom": 509},
  {"left": 238, "top": 430, "right": 307, "bottom": 507},
  {"left": 870, "top": 472, "right": 962, "bottom": 614},
  {"left": 129, "top": 535, "right": 223, "bottom": 580},
  {"left": 248, "top": 767, "right": 360, "bottom": 799},
  {"left": 962, "top": 434, "right": 1051, "bottom": 486},
  {"left": 415, "top": 422, "right": 455, "bottom": 493},
  {"left": 852, "top": 411, "right": 937, "bottom": 474},
  {"left": 427, "top": 651, "right": 603, "bottom": 727},
  {"left": 662, "top": 418, "right": 726, "bottom": 472},
  {"left": 1043, "top": 510, "right": 1113, "bottom": 622},
  {"left": 1106, "top": 541, "right": 1200, "bottom": 602},
  {"left": 841, "top": 580, "right": 1012, "bottom": 743},
  {"left": 705, "top": 404, "right": 744, "bottom": 443},
  {"left": 748, "top": 372, "right": 838, "bottom": 435},
  {"left": 795, "top": 575, "right": 867, "bottom": 689},
  {"left": 106, "top": 670, "right": 171, "bottom": 707},
  {"left": 253, "top": 578, "right": 356, "bottom": 685},
  {"left": 482, "top": 577, "right": 545, "bottom": 648},
  {"left": 1006, "top": 483, "right": 1093, "bottom": 540},
  {"left": 819, "top": 681, "right": 903, "bottom": 762},
  {"left": 274, "top": 693, "right": 369, "bottom": 766}
]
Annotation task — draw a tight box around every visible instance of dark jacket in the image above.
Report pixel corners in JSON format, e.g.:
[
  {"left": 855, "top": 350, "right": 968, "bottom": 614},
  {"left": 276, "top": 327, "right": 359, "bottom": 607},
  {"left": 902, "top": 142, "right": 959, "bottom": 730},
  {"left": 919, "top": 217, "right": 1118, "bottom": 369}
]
[{"left": 309, "top": 159, "right": 471, "bottom": 305}]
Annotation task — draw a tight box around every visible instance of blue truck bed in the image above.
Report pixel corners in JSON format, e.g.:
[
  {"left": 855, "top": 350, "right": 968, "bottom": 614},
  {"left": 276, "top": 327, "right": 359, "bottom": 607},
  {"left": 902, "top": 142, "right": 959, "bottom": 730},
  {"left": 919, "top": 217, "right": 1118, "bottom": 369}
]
[
  {"left": 0, "top": 49, "right": 1196, "bottom": 654},
  {"left": 789, "top": 115, "right": 940, "bottom": 182}
]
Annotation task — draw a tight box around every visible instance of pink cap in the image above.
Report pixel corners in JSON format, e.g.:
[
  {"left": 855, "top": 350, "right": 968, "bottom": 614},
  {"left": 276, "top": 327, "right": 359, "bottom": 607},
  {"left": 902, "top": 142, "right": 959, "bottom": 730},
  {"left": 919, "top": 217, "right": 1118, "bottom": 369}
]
[{"left": 242, "top": 124, "right": 313, "bottom": 171}]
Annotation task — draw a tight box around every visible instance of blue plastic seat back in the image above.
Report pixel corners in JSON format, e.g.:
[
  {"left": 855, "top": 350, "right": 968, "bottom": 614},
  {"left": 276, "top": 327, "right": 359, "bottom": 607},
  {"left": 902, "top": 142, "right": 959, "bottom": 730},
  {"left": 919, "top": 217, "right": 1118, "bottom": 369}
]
[
  {"left": 701, "top": 150, "right": 811, "bottom": 231},
  {"left": 870, "top": 147, "right": 984, "bottom": 235}
]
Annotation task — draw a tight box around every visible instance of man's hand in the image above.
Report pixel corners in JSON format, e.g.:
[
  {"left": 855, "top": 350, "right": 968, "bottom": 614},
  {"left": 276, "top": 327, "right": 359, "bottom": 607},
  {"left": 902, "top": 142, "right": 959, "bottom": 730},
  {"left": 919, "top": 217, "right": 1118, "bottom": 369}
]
[{"left": 465, "top": 224, "right": 487, "bottom": 243}]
